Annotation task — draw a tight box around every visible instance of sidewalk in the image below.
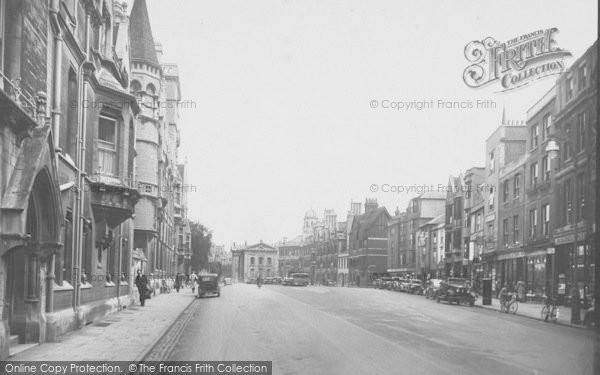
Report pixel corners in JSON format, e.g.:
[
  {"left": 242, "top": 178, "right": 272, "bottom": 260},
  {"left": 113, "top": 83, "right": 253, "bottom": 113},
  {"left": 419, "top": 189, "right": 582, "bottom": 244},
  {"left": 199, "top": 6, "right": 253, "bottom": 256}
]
[
  {"left": 10, "top": 289, "right": 197, "bottom": 361},
  {"left": 476, "top": 297, "right": 588, "bottom": 328}
]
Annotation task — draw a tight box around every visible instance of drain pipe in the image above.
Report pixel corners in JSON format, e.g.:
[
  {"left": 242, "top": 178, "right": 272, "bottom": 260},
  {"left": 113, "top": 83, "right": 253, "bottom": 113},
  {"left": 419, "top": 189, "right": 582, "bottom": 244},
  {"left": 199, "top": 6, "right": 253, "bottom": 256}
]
[
  {"left": 73, "top": 14, "right": 90, "bottom": 312},
  {"left": 46, "top": 0, "right": 63, "bottom": 315}
]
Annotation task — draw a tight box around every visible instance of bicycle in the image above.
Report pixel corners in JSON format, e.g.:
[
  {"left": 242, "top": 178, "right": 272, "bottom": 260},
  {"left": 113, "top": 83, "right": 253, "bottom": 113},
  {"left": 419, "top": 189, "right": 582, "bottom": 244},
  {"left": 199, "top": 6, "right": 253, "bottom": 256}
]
[
  {"left": 500, "top": 293, "right": 518, "bottom": 314},
  {"left": 541, "top": 297, "right": 559, "bottom": 322}
]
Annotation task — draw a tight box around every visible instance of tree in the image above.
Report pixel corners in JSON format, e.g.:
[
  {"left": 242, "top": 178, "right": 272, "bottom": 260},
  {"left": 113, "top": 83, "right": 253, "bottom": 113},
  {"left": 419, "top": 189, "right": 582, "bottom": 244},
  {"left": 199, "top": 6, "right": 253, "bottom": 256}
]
[{"left": 189, "top": 221, "right": 212, "bottom": 272}]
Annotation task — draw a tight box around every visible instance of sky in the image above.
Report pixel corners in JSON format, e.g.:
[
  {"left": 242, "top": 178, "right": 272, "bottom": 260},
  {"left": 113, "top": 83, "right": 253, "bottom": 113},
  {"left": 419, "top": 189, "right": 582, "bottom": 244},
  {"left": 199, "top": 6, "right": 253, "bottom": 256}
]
[{"left": 129, "top": 0, "right": 597, "bottom": 249}]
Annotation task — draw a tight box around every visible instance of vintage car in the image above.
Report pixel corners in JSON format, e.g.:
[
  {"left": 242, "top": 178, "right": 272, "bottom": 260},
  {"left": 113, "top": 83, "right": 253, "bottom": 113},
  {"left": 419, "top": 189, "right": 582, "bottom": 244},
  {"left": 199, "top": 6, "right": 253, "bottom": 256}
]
[
  {"left": 223, "top": 277, "right": 232, "bottom": 286},
  {"left": 424, "top": 279, "right": 443, "bottom": 299},
  {"left": 398, "top": 278, "right": 412, "bottom": 292},
  {"left": 408, "top": 279, "right": 424, "bottom": 295},
  {"left": 198, "top": 273, "right": 220, "bottom": 298},
  {"left": 378, "top": 277, "right": 394, "bottom": 289},
  {"left": 436, "top": 278, "right": 476, "bottom": 306},
  {"left": 282, "top": 277, "right": 293, "bottom": 286}
]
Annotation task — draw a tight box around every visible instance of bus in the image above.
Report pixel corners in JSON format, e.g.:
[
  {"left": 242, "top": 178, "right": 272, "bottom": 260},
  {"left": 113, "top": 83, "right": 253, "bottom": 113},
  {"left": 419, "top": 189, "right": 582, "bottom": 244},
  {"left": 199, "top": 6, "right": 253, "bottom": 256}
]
[{"left": 290, "top": 272, "right": 310, "bottom": 286}]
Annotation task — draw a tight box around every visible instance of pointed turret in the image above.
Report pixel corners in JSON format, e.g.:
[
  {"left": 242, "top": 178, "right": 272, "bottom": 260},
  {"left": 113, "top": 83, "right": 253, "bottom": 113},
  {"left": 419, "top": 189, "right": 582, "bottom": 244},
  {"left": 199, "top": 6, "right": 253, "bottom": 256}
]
[{"left": 129, "top": 0, "right": 160, "bottom": 68}]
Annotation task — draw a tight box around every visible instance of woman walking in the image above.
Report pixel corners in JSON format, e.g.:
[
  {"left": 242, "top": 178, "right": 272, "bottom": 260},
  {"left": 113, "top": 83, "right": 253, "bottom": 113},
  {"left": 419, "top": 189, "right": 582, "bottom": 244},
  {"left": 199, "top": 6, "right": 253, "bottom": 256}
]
[{"left": 135, "top": 270, "right": 149, "bottom": 306}]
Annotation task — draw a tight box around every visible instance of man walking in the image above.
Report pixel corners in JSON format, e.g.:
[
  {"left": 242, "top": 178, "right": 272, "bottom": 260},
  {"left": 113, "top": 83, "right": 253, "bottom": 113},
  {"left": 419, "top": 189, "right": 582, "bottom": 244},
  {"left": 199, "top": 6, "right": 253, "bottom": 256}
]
[{"left": 135, "top": 270, "right": 149, "bottom": 307}]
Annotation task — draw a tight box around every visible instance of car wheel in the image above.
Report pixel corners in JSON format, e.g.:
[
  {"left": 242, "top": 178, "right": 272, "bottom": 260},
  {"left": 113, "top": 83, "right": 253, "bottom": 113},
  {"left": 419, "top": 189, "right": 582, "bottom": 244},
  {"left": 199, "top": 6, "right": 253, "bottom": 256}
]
[
  {"left": 436, "top": 297, "right": 440, "bottom": 303},
  {"left": 469, "top": 300, "right": 475, "bottom": 307}
]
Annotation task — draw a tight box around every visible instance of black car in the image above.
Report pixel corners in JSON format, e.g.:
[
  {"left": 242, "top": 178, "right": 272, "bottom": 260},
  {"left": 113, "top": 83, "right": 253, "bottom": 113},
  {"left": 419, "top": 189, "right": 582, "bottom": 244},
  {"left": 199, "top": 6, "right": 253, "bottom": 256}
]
[
  {"left": 436, "top": 278, "right": 476, "bottom": 306},
  {"left": 197, "top": 273, "right": 220, "bottom": 298}
]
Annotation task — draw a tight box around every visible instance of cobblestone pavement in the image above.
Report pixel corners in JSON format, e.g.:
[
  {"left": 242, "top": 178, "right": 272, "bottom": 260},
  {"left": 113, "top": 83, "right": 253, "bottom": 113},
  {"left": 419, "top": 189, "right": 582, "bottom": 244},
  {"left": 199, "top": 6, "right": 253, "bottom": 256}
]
[{"left": 11, "top": 289, "right": 197, "bottom": 361}]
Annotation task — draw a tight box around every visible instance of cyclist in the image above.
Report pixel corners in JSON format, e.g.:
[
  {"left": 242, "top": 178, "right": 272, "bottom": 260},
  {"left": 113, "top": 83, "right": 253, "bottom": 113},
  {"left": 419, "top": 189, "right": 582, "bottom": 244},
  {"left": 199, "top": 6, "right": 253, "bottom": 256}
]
[{"left": 499, "top": 283, "right": 509, "bottom": 311}]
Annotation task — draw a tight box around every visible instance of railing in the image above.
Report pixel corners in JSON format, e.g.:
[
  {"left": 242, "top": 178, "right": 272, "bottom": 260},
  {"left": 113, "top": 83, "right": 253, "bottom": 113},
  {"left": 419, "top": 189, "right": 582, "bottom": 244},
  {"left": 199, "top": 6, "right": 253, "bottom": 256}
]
[{"left": 0, "top": 71, "right": 37, "bottom": 118}]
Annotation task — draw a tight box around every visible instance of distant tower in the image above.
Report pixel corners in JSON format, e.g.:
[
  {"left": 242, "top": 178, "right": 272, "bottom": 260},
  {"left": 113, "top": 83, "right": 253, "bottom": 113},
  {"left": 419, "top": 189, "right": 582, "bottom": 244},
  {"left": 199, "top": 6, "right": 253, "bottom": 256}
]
[{"left": 130, "top": 0, "right": 163, "bottom": 268}]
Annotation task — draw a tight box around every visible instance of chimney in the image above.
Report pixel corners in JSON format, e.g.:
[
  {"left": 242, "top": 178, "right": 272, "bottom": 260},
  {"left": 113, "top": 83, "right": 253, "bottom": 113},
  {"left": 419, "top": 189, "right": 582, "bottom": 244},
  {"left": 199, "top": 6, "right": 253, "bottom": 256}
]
[{"left": 364, "top": 198, "right": 378, "bottom": 214}]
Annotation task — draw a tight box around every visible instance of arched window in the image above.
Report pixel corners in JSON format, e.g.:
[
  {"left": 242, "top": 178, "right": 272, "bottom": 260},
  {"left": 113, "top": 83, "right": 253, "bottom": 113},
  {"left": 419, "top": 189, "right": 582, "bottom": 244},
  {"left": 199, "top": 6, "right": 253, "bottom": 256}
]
[
  {"left": 130, "top": 80, "right": 141, "bottom": 93},
  {"left": 146, "top": 83, "right": 156, "bottom": 96}
]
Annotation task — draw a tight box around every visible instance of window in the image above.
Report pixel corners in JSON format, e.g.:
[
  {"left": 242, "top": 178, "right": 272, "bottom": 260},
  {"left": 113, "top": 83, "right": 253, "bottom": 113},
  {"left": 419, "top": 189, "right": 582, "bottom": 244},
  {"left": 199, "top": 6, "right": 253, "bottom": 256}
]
[
  {"left": 503, "top": 219, "right": 509, "bottom": 246},
  {"left": 503, "top": 180, "right": 509, "bottom": 203},
  {"left": 542, "top": 114, "right": 552, "bottom": 140},
  {"left": 259, "top": 257, "right": 263, "bottom": 265},
  {"left": 489, "top": 151, "right": 495, "bottom": 173},
  {"left": 489, "top": 187, "right": 495, "bottom": 210},
  {"left": 542, "top": 204, "right": 550, "bottom": 235},
  {"left": 530, "top": 163, "right": 538, "bottom": 188},
  {"left": 564, "top": 124, "right": 573, "bottom": 160},
  {"left": 531, "top": 124, "right": 539, "bottom": 149},
  {"left": 476, "top": 213, "right": 482, "bottom": 232},
  {"left": 565, "top": 179, "right": 573, "bottom": 225},
  {"left": 577, "top": 173, "right": 585, "bottom": 221},
  {"left": 578, "top": 64, "right": 587, "bottom": 91},
  {"left": 250, "top": 257, "right": 255, "bottom": 265},
  {"left": 513, "top": 174, "right": 520, "bottom": 198},
  {"left": 542, "top": 156, "right": 550, "bottom": 181},
  {"left": 529, "top": 209, "right": 537, "bottom": 238},
  {"left": 577, "top": 112, "right": 586, "bottom": 152},
  {"left": 131, "top": 80, "right": 141, "bottom": 94},
  {"left": 513, "top": 215, "right": 519, "bottom": 244},
  {"left": 566, "top": 77, "right": 573, "bottom": 101},
  {"left": 98, "top": 116, "right": 117, "bottom": 175},
  {"left": 146, "top": 83, "right": 156, "bottom": 96}
]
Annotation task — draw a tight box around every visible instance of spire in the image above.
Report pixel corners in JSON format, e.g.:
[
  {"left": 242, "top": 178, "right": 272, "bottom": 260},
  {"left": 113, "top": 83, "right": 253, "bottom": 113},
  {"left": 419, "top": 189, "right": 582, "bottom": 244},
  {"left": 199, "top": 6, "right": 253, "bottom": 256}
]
[{"left": 129, "top": 0, "right": 160, "bottom": 68}]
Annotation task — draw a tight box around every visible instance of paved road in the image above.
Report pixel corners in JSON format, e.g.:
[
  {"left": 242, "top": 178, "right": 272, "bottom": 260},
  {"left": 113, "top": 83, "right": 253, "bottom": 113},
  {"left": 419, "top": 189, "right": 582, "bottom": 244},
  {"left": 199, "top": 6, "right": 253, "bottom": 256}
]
[{"left": 157, "top": 284, "right": 595, "bottom": 375}]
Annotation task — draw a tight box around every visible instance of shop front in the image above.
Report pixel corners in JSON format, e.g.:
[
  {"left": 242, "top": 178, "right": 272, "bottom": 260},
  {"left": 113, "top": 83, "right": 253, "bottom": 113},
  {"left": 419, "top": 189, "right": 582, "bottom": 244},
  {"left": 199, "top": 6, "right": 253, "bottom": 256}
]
[{"left": 554, "top": 232, "right": 594, "bottom": 305}]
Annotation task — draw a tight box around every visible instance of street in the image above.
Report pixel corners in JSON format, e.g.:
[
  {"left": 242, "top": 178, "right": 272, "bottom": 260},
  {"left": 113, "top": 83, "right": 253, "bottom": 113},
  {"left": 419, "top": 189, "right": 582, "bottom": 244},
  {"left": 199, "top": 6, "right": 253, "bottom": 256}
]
[{"left": 151, "top": 284, "right": 595, "bottom": 375}]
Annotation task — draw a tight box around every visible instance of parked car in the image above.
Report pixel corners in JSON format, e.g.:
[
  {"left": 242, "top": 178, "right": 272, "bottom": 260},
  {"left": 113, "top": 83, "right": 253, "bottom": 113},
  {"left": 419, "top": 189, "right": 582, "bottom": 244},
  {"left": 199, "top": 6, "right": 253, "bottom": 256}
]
[
  {"left": 408, "top": 279, "right": 424, "bottom": 295},
  {"left": 436, "top": 278, "right": 476, "bottom": 306},
  {"left": 398, "top": 278, "right": 411, "bottom": 292},
  {"left": 282, "top": 277, "right": 293, "bottom": 286},
  {"left": 246, "top": 278, "right": 257, "bottom": 284},
  {"left": 274, "top": 277, "right": 282, "bottom": 284},
  {"left": 264, "top": 277, "right": 275, "bottom": 284},
  {"left": 378, "top": 277, "right": 394, "bottom": 289},
  {"left": 424, "top": 279, "right": 443, "bottom": 299},
  {"left": 223, "top": 277, "right": 232, "bottom": 286}
]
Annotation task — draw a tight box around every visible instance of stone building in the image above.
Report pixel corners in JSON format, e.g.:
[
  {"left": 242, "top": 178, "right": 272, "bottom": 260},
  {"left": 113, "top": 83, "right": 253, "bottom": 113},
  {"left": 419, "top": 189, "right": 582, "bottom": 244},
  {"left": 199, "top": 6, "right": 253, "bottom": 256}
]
[
  {"left": 130, "top": 0, "right": 186, "bottom": 287},
  {"left": 231, "top": 241, "right": 279, "bottom": 282},
  {"left": 348, "top": 199, "right": 390, "bottom": 287},
  {"left": 0, "top": 0, "right": 140, "bottom": 357},
  {"left": 550, "top": 40, "right": 597, "bottom": 301},
  {"left": 482, "top": 116, "right": 527, "bottom": 290}
]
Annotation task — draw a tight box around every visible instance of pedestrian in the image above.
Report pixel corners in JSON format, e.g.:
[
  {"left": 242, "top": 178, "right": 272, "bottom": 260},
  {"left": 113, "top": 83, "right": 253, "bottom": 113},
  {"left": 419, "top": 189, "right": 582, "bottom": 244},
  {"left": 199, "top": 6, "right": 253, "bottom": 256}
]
[
  {"left": 190, "top": 272, "right": 198, "bottom": 294},
  {"left": 135, "top": 270, "right": 149, "bottom": 307},
  {"left": 570, "top": 283, "right": 581, "bottom": 325},
  {"left": 175, "top": 272, "right": 182, "bottom": 292}
]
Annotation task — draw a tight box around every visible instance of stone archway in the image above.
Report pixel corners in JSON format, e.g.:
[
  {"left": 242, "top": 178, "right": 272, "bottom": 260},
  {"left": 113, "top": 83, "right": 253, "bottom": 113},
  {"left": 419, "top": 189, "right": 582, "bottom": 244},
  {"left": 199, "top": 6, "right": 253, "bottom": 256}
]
[{"left": 3, "top": 168, "right": 62, "bottom": 345}]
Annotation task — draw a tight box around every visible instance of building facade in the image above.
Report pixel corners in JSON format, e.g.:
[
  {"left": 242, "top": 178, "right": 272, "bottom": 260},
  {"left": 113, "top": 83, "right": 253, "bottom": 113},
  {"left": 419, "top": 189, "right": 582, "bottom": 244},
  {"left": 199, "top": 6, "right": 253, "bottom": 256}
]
[
  {"left": 551, "top": 41, "right": 597, "bottom": 303},
  {"left": 130, "top": 0, "right": 186, "bottom": 288},
  {"left": 482, "top": 117, "right": 527, "bottom": 291},
  {"left": 0, "top": 0, "right": 143, "bottom": 357},
  {"left": 348, "top": 199, "right": 390, "bottom": 287},
  {"left": 231, "top": 241, "right": 279, "bottom": 282}
]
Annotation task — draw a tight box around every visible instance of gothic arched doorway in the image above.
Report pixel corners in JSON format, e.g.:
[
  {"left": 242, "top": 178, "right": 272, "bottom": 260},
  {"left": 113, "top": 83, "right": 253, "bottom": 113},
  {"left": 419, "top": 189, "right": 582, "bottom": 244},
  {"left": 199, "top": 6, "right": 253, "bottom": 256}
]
[{"left": 4, "top": 169, "right": 61, "bottom": 345}]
